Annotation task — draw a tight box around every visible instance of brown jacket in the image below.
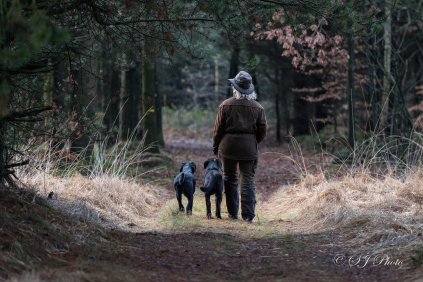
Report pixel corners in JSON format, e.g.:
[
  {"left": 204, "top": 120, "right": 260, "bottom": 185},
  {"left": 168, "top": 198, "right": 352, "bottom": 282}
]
[{"left": 212, "top": 97, "right": 268, "bottom": 160}]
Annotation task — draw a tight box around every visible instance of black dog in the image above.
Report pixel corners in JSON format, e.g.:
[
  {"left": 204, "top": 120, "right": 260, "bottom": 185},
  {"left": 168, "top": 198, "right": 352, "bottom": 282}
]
[
  {"left": 173, "top": 161, "right": 196, "bottom": 215},
  {"left": 200, "top": 158, "right": 223, "bottom": 219}
]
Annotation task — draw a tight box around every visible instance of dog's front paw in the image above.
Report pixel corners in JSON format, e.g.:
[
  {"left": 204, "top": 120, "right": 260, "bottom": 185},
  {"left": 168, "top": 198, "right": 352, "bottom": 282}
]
[
  {"left": 179, "top": 207, "right": 185, "bottom": 212},
  {"left": 207, "top": 214, "right": 212, "bottom": 219},
  {"left": 216, "top": 214, "right": 222, "bottom": 219},
  {"left": 186, "top": 210, "right": 192, "bottom": 216}
]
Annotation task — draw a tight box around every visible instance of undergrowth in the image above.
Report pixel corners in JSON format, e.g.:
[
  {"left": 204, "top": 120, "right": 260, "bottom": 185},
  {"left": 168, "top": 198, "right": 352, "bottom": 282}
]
[{"left": 15, "top": 134, "right": 172, "bottom": 231}]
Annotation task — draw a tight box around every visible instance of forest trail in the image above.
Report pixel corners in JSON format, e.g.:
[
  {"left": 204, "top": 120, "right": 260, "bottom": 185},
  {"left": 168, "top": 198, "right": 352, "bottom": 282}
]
[
  {"left": 115, "top": 137, "right": 410, "bottom": 282},
  {"left": 9, "top": 136, "right": 414, "bottom": 281}
]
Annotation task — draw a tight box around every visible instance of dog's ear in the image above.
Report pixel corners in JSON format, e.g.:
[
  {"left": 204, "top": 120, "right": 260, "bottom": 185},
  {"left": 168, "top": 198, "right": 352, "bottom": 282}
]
[
  {"left": 180, "top": 162, "right": 186, "bottom": 172},
  {"left": 191, "top": 162, "right": 196, "bottom": 174},
  {"left": 203, "top": 159, "right": 210, "bottom": 170}
]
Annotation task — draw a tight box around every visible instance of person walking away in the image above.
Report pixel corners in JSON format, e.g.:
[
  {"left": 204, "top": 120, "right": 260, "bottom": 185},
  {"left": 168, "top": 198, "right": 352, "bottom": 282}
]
[{"left": 212, "top": 71, "right": 268, "bottom": 222}]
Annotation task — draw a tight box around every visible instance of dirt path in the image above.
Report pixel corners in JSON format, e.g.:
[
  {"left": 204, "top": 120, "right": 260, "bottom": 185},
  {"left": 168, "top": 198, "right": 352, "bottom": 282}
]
[
  {"left": 162, "top": 137, "right": 299, "bottom": 198},
  {"left": 126, "top": 231, "right": 409, "bottom": 282},
  {"left": 123, "top": 138, "right": 412, "bottom": 282}
]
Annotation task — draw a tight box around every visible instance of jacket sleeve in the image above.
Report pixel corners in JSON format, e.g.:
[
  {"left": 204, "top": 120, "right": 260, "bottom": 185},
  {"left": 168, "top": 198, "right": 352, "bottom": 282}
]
[
  {"left": 212, "top": 106, "right": 225, "bottom": 154},
  {"left": 256, "top": 108, "right": 268, "bottom": 144}
]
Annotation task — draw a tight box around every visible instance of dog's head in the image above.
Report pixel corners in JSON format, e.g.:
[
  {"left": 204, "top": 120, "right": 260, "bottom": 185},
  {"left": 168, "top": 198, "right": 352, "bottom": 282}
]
[
  {"left": 180, "top": 161, "right": 196, "bottom": 174},
  {"left": 203, "top": 158, "right": 222, "bottom": 171}
]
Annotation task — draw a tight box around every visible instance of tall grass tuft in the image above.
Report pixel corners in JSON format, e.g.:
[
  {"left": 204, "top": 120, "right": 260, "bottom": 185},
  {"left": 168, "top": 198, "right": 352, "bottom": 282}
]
[
  {"left": 16, "top": 133, "right": 167, "bottom": 230},
  {"left": 267, "top": 131, "right": 423, "bottom": 251}
]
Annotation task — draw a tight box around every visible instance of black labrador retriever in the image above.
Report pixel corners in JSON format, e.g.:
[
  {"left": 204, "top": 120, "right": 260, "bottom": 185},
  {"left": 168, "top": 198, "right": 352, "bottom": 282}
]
[
  {"left": 200, "top": 158, "right": 223, "bottom": 219},
  {"left": 173, "top": 161, "right": 196, "bottom": 215}
]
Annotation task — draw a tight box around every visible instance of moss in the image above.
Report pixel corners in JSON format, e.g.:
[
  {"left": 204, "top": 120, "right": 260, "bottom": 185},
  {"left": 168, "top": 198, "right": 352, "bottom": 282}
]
[{"left": 140, "top": 153, "right": 175, "bottom": 170}]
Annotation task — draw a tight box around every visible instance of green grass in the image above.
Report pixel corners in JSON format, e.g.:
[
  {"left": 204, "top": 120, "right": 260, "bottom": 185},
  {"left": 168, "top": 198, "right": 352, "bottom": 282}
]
[{"left": 410, "top": 246, "right": 423, "bottom": 268}]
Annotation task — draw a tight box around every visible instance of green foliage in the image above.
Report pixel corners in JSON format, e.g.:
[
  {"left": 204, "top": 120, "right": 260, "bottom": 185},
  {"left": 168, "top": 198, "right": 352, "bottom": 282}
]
[
  {"left": 1, "top": 1, "right": 69, "bottom": 68},
  {"left": 410, "top": 246, "right": 423, "bottom": 268},
  {"left": 236, "top": 54, "right": 260, "bottom": 71}
]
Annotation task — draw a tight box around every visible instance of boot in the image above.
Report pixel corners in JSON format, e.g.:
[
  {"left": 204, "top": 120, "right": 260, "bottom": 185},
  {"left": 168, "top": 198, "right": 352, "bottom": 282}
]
[
  {"left": 241, "top": 184, "right": 256, "bottom": 221},
  {"left": 224, "top": 179, "right": 239, "bottom": 219}
]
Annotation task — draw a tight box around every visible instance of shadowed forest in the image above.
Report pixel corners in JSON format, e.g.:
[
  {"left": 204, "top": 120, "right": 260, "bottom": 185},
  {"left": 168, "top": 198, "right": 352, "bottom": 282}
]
[{"left": 2, "top": 0, "right": 423, "bottom": 281}]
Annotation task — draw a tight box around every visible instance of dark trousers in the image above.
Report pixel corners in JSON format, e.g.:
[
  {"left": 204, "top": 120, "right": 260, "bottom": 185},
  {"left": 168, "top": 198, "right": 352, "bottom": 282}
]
[{"left": 221, "top": 157, "right": 257, "bottom": 220}]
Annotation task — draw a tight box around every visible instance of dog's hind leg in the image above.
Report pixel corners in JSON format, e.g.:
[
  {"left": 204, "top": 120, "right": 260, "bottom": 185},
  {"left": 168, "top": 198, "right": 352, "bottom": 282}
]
[
  {"left": 186, "top": 194, "right": 193, "bottom": 216},
  {"left": 176, "top": 191, "right": 184, "bottom": 212},
  {"left": 205, "top": 194, "right": 212, "bottom": 219},
  {"left": 215, "top": 190, "right": 222, "bottom": 219}
]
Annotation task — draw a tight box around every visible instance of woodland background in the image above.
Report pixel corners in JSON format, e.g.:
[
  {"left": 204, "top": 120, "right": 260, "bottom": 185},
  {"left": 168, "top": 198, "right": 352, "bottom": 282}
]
[{"left": 3, "top": 0, "right": 418, "bottom": 172}]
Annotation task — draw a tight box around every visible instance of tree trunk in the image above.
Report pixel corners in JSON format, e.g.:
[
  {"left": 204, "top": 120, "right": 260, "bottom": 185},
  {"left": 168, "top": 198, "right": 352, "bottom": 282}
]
[
  {"left": 142, "top": 58, "right": 159, "bottom": 153},
  {"left": 132, "top": 61, "right": 141, "bottom": 138},
  {"left": 119, "top": 53, "right": 137, "bottom": 142},
  {"left": 292, "top": 96, "right": 308, "bottom": 136},
  {"left": 380, "top": 0, "right": 392, "bottom": 128},
  {"left": 155, "top": 62, "right": 164, "bottom": 147},
  {"left": 226, "top": 47, "right": 240, "bottom": 99},
  {"left": 282, "top": 89, "right": 291, "bottom": 137},
  {"left": 53, "top": 55, "right": 66, "bottom": 111},
  {"left": 347, "top": 36, "right": 355, "bottom": 148},
  {"left": 275, "top": 59, "right": 281, "bottom": 143},
  {"left": 307, "top": 93, "right": 316, "bottom": 134},
  {"left": 251, "top": 68, "right": 260, "bottom": 102},
  {"left": 275, "top": 89, "right": 281, "bottom": 143},
  {"left": 137, "top": 64, "right": 144, "bottom": 140},
  {"left": 370, "top": 37, "right": 378, "bottom": 132},
  {"left": 71, "top": 58, "right": 96, "bottom": 151},
  {"left": 363, "top": 1, "right": 378, "bottom": 133},
  {"left": 108, "top": 66, "right": 120, "bottom": 135},
  {"left": 100, "top": 51, "right": 111, "bottom": 131},
  {"left": 0, "top": 102, "right": 6, "bottom": 186},
  {"left": 215, "top": 58, "right": 219, "bottom": 102}
]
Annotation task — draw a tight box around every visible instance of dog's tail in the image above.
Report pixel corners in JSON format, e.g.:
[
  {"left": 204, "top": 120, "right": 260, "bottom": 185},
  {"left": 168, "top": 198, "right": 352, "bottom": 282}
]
[
  {"left": 200, "top": 176, "right": 217, "bottom": 193},
  {"left": 176, "top": 173, "right": 185, "bottom": 187}
]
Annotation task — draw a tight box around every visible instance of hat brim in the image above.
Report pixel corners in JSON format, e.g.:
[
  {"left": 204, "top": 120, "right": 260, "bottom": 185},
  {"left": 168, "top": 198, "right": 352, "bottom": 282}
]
[{"left": 228, "top": 79, "right": 255, "bottom": 95}]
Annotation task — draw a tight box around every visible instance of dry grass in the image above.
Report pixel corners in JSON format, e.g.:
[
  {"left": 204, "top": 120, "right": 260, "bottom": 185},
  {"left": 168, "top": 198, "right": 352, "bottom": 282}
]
[
  {"left": 11, "top": 130, "right": 423, "bottom": 257},
  {"left": 263, "top": 134, "right": 423, "bottom": 252},
  {"left": 21, "top": 174, "right": 167, "bottom": 230},
  {"left": 16, "top": 137, "right": 172, "bottom": 232}
]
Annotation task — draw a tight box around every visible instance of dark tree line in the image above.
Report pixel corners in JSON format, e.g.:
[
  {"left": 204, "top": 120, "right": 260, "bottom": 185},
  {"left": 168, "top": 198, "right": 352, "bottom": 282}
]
[{"left": 0, "top": 0, "right": 383, "bottom": 185}]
